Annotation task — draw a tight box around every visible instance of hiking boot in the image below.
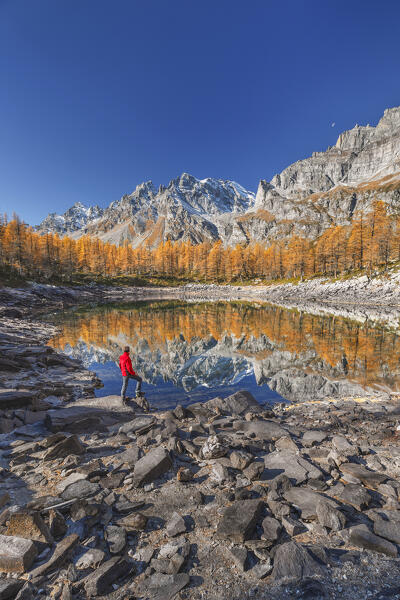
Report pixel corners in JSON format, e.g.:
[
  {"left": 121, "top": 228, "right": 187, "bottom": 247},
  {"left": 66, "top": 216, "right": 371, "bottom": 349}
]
[{"left": 136, "top": 391, "right": 145, "bottom": 398}]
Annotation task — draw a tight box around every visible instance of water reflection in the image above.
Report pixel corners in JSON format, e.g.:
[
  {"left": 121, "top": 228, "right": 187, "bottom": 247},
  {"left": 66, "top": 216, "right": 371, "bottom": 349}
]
[{"left": 48, "top": 300, "right": 400, "bottom": 407}]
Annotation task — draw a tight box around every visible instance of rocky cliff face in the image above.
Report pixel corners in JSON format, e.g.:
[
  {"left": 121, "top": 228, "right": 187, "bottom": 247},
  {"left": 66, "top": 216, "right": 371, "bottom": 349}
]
[
  {"left": 37, "top": 106, "right": 400, "bottom": 246},
  {"left": 250, "top": 106, "right": 400, "bottom": 242},
  {"left": 38, "top": 202, "right": 104, "bottom": 235}
]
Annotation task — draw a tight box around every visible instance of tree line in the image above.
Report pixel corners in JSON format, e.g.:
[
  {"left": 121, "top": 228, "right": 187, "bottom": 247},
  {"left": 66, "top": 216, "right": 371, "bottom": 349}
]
[{"left": 1, "top": 201, "right": 400, "bottom": 282}]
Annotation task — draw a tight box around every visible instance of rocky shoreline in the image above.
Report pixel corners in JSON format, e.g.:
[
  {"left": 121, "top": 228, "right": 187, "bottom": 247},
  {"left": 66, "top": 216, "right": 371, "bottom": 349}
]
[{"left": 2, "top": 285, "right": 400, "bottom": 598}]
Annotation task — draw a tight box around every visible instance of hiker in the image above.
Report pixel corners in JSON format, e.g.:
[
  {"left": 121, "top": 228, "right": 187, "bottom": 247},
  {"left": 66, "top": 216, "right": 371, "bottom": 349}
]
[{"left": 119, "top": 346, "right": 143, "bottom": 404}]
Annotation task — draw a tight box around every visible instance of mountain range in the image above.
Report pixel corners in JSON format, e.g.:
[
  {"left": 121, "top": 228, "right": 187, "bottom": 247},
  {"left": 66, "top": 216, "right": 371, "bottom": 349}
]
[{"left": 37, "top": 106, "right": 400, "bottom": 247}]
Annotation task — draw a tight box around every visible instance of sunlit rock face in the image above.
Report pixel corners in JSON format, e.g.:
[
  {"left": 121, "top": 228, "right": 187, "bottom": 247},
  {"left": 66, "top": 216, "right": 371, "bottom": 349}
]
[
  {"left": 37, "top": 107, "right": 400, "bottom": 247},
  {"left": 48, "top": 301, "right": 400, "bottom": 402}
]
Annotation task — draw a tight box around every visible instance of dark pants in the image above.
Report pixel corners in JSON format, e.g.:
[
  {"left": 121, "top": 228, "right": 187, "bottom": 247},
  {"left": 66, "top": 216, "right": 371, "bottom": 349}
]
[{"left": 121, "top": 374, "right": 142, "bottom": 399}]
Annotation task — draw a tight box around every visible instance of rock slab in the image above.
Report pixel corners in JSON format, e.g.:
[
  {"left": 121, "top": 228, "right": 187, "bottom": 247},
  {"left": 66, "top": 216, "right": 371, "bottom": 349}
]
[
  {"left": 216, "top": 500, "right": 264, "bottom": 543},
  {"left": 0, "top": 534, "right": 37, "bottom": 573}
]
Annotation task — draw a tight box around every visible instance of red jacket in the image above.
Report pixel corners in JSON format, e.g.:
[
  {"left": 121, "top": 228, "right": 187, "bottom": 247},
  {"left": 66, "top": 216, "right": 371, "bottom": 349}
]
[{"left": 119, "top": 352, "right": 136, "bottom": 376}]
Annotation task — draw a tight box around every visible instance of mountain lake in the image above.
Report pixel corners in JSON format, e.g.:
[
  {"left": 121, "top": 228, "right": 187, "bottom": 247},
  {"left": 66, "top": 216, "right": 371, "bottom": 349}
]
[{"left": 47, "top": 299, "right": 400, "bottom": 409}]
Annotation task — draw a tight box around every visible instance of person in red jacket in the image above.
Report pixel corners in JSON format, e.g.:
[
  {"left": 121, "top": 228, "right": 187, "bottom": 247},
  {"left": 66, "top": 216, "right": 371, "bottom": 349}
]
[{"left": 119, "top": 346, "right": 143, "bottom": 404}]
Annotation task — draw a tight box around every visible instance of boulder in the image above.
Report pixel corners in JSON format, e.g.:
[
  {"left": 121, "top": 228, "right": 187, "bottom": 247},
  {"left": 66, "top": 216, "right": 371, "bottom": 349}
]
[
  {"left": 56, "top": 472, "right": 86, "bottom": 494},
  {"left": 6, "top": 511, "right": 53, "bottom": 544},
  {"left": 201, "top": 436, "right": 227, "bottom": 460},
  {"left": 60, "top": 480, "right": 101, "bottom": 501},
  {"left": 339, "top": 483, "right": 372, "bottom": 511},
  {"left": 216, "top": 500, "right": 264, "bottom": 543},
  {"left": 282, "top": 515, "right": 305, "bottom": 536},
  {"left": 0, "top": 535, "right": 37, "bottom": 573},
  {"left": 29, "top": 534, "right": 79, "bottom": 577},
  {"left": 243, "top": 461, "right": 265, "bottom": 481},
  {"left": 272, "top": 541, "right": 324, "bottom": 582},
  {"left": 283, "top": 488, "right": 338, "bottom": 520},
  {"left": 340, "top": 463, "right": 388, "bottom": 489},
  {"left": 265, "top": 450, "right": 322, "bottom": 484},
  {"left": 136, "top": 573, "right": 189, "bottom": 600},
  {"left": 105, "top": 525, "right": 126, "bottom": 555},
  {"left": 0, "top": 580, "right": 24, "bottom": 599},
  {"left": 43, "top": 435, "right": 84, "bottom": 460},
  {"left": 204, "top": 390, "right": 262, "bottom": 415},
  {"left": 302, "top": 430, "right": 328, "bottom": 446},
  {"left": 261, "top": 516, "right": 282, "bottom": 543},
  {"left": 373, "top": 517, "right": 400, "bottom": 545},
  {"left": 132, "top": 446, "right": 172, "bottom": 487},
  {"left": 230, "top": 450, "right": 252, "bottom": 470},
  {"left": 166, "top": 512, "right": 187, "bottom": 537},
  {"left": 75, "top": 548, "right": 105, "bottom": 570},
  {"left": 45, "top": 408, "right": 105, "bottom": 433},
  {"left": 349, "top": 525, "right": 398, "bottom": 557},
  {"left": 83, "top": 557, "right": 132, "bottom": 597},
  {"left": 316, "top": 499, "right": 346, "bottom": 531},
  {"left": 116, "top": 512, "right": 148, "bottom": 531},
  {"left": 0, "top": 390, "right": 37, "bottom": 409},
  {"left": 233, "top": 420, "right": 287, "bottom": 441}
]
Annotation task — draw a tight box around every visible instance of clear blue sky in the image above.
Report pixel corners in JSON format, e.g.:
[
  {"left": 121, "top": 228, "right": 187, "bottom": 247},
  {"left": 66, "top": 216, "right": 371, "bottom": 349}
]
[{"left": 1, "top": 0, "right": 400, "bottom": 224}]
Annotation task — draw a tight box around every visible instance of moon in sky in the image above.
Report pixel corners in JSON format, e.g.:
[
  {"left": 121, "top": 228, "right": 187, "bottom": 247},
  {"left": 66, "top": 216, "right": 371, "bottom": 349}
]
[{"left": 331, "top": 122, "right": 336, "bottom": 127}]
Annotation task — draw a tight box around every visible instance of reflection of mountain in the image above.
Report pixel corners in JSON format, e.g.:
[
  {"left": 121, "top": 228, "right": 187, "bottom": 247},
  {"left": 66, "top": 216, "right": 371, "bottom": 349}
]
[{"left": 48, "top": 301, "right": 400, "bottom": 401}]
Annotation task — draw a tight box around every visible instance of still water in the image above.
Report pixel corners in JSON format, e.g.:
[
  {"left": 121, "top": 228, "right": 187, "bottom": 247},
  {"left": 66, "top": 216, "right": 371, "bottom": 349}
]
[{"left": 47, "top": 300, "right": 400, "bottom": 410}]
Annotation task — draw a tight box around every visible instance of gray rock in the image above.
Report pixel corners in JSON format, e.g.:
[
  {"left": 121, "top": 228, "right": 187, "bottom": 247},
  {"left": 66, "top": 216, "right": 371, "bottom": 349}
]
[
  {"left": 14, "top": 584, "right": 35, "bottom": 600},
  {"left": 61, "top": 480, "right": 101, "bottom": 501},
  {"left": 137, "top": 572, "right": 190, "bottom": 600},
  {"left": 203, "top": 390, "right": 262, "bottom": 415},
  {"left": 230, "top": 450, "right": 252, "bottom": 470},
  {"left": 302, "top": 430, "right": 328, "bottom": 446},
  {"left": 272, "top": 541, "right": 325, "bottom": 582},
  {"left": 332, "top": 435, "right": 357, "bottom": 454},
  {"left": 30, "top": 534, "right": 79, "bottom": 577},
  {"left": 115, "top": 446, "right": 141, "bottom": 467},
  {"left": 6, "top": 510, "right": 53, "bottom": 543},
  {"left": 248, "top": 558, "right": 273, "bottom": 579},
  {"left": 0, "top": 390, "right": 36, "bottom": 409},
  {"left": 119, "top": 416, "right": 156, "bottom": 435},
  {"left": 210, "top": 463, "right": 230, "bottom": 483},
  {"left": 43, "top": 434, "right": 85, "bottom": 460},
  {"left": 151, "top": 554, "right": 185, "bottom": 575},
  {"left": 83, "top": 557, "right": 132, "bottom": 597},
  {"left": 117, "top": 512, "right": 148, "bottom": 531},
  {"left": 316, "top": 499, "right": 346, "bottom": 531},
  {"left": 339, "top": 483, "right": 372, "bottom": 511},
  {"left": 349, "top": 524, "right": 398, "bottom": 557},
  {"left": 56, "top": 472, "right": 86, "bottom": 493},
  {"left": 261, "top": 516, "right": 282, "bottom": 543},
  {"left": 76, "top": 548, "right": 105, "bottom": 569},
  {"left": 0, "top": 579, "right": 24, "bottom": 600},
  {"left": 0, "top": 534, "right": 37, "bottom": 573},
  {"left": 233, "top": 420, "right": 287, "bottom": 441},
  {"left": 265, "top": 450, "right": 322, "bottom": 484},
  {"left": 373, "top": 517, "right": 400, "bottom": 545},
  {"left": 243, "top": 461, "right": 265, "bottom": 481},
  {"left": 133, "top": 446, "right": 172, "bottom": 487},
  {"left": 283, "top": 487, "right": 337, "bottom": 520},
  {"left": 201, "top": 435, "right": 227, "bottom": 459},
  {"left": 0, "top": 580, "right": 24, "bottom": 600},
  {"left": 275, "top": 436, "right": 298, "bottom": 453},
  {"left": 105, "top": 525, "right": 126, "bottom": 554},
  {"left": 166, "top": 512, "right": 187, "bottom": 537},
  {"left": 216, "top": 500, "right": 264, "bottom": 543},
  {"left": 282, "top": 515, "right": 305, "bottom": 536},
  {"left": 340, "top": 462, "right": 387, "bottom": 489}
]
